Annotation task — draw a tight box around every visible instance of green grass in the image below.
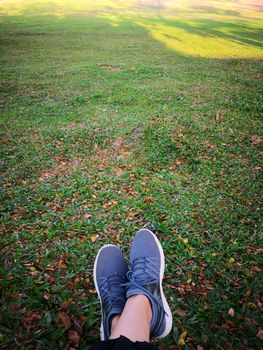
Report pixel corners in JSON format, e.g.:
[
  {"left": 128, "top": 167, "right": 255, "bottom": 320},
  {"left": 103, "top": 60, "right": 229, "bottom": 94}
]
[{"left": 0, "top": 1, "right": 263, "bottom": 349}]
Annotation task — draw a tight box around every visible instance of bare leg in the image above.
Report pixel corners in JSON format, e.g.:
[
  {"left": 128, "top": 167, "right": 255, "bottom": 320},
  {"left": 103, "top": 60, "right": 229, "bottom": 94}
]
[
  {"left": 110, "top": 295, "right": 152, "bottom": 342},
  {"left": 111, "top": 314, "right": 120, "bottom": 331}
]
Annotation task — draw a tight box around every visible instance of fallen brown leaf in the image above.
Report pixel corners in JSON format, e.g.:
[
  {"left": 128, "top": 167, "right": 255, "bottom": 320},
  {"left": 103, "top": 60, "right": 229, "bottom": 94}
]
[
  {"left": 256, "top": 329, "right": 263, "bottom": 340},
  {"left": 251, "top": 135, "right": 262, "bottom": 145},
  {"left": 60, "top": 299, "right": 74, "bottom": 309},
  {"left": 160, "top": 345, "right": 177, "bottom": 350},
  {"left": 43, "top": 291, "right": 50, "bottom": 301},
  {"left": 68, "top": 330, "right": 80, "bottom": 348},
  {"left": 245, "top": 290, "right": 252, "bottom": 297},
  {"left": 88, "top": 288, "right": 97, "bottom": 294},
  {"left": 58, "top": 261, "right": 68, "bottom": 269},
  {"left": 227, "top": 257, "right": 235, "bottom": 269},
  {"left": 56, "top": 311, "right": 71, "bottom": 330},
  {"left": 215, "top": 112, "right": 224, "bottom": 122},
  {"left": 145, "top": 197, "right": 153, "bottom": 204},
  {"left": 21, "top": 311, "right": 41, "bottom": 330},
  {"left": 90, "top": 234, "right": 99, "bottom": 243},
  {"left": 175, "top": 308, "right": 188, "bottom": 317},
  {"left": 83, "top": 213, "right": 92, "bottom": 219},
  {"left": 244, "top": 317, "right": 258, "bottom": 325},
  {"left": 197, "top": 346, "right": 204, "bottom": 350},
  {"left": 225, "top": 320, "right": 235, "bottom": 328}
]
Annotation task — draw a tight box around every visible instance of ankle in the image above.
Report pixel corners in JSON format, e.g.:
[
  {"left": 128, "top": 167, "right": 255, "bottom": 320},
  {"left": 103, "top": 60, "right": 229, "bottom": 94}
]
[
  {"left": 128, "top": 295, "right": 152, "bottom": 321},
  {"left": 111, "top": 314, "right": 121, "bottom": 333}
]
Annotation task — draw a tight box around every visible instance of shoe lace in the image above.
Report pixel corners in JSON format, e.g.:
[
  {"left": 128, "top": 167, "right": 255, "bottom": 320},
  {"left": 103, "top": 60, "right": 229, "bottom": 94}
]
[
  {"left": 99, "top": 273, "right": 126, "bottom": 308},
  {"left": 127, "top": 257, "right": 160, "bottom": 284}
]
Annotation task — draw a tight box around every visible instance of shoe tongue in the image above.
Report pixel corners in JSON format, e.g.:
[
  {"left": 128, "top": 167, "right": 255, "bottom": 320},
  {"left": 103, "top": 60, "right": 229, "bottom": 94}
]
[
  {"left": 109, "top": 284, "right": 123, "bottom": 295},
  {"left": 108, "top": 274, "right": 125, "bottom": 292},
  {"left": 133, "top": 265, "right": 147, "bottom": 281}
]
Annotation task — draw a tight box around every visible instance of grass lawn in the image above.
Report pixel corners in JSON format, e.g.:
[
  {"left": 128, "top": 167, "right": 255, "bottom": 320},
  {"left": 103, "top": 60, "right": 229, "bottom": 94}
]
[{"left": 0, "top": 0, "right": 263, "bottom": 349}]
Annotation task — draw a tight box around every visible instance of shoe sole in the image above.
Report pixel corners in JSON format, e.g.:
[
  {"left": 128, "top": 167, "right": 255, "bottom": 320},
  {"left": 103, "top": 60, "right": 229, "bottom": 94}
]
[
  {"left": 93, "top": 244, "right": 117, "bottom": 341},
  {"left": 136, "top": 229, "right": 173, "bottom": 339}
]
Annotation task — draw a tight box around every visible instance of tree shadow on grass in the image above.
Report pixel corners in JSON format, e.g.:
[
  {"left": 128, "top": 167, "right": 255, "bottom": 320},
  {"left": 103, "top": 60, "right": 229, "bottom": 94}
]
[{"left": 146, "top": 16, "right": 263, "bottom": 48}]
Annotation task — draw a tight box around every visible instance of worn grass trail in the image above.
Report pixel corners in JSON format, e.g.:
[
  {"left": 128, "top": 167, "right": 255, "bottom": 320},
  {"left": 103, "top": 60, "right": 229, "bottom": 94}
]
[{"left": 0, "top": 1, "right": 263, "bottom": 349}]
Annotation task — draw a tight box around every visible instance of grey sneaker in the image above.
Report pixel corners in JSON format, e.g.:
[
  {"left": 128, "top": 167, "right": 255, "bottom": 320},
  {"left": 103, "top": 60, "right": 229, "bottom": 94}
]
[
  {"left": 126, "top": 229, "right": 173, "bottom": 339},
  {"left": 93, "top": 244, "right": 128, "bottom": 340}
]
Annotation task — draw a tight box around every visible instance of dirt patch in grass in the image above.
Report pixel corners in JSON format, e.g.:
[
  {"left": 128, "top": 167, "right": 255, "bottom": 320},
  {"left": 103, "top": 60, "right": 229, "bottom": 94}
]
[
  {"left": 39, "top": 157, "right": 87, "bottom": 182},
  {"left": 92, "top": 136, "right": 132, "bottom": 177},
  {"left": 59, "top": 122, "right": 89, "bottom": 131},
  {"left": 37, "top": 135, "right": 133, "bottom": 183},
  {"left": 97, "top": 64, "right": 121, "bottom": 72}
]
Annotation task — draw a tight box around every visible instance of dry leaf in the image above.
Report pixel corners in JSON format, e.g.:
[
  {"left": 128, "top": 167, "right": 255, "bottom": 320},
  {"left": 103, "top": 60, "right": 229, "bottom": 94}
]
[
  {"left": 215, "top": 112, "right": 224, "bottom": 122},
  {"left": 177, "top": 331, "right": 187, "bottom": 346},
  {"left": 175, "top": 308, "right": 188, "bottom": 317},
  {"left": 44, "top": 273, "right": 55, "bottom": 283},
  {"left": 84, "top": 277, "right": 90, "bottom": 285},
  {"left": 58, "top": 261, "right": 68, "bottom": 269},
  {"left": 178, "top": 237, "right": 189, "bottom": 244},
  {"left": 88, "top": 288, "right": 97, "bottom": 294},
  {"left": 245, "top": 290, "right": 251, "bottom": 297},
  {"left": 28, "top": 266, "right": 39, "bottom": 277},
  {"left": 60, "top": 299, "right": 74, "bottom": 309},
  {"left": 252, "top": 266, "right": 261, "bottom": 273},
  {"left": 197, "top": 346, "right": 204, "bottom": 350},
  {"left": 245, "top": 317, "right": 258, "bottom": 325},
  {"left": 21, "top": 311, "right": 41, "bottom": 330},
  {"left": 56, "top": 311, "right": 71, "bottom": 330},
  {"left": 145, "top": 197, "right": 153, "bottom": 204},
  {"left": 90, "top": 234, "right": 99, "bottom": 243},
  {"left": 68, "top": 330, "right": 80, "bottom": 347},
  {"left": 79, "top": 315, "right": 86, "bottom": 324},
  {"left": 103, "top": 202, "right": 111, "bottom": 210},
  {"left": 225, "top": 320, "right": 235, "bottom": 328},
  {"left": 256, "top": 329, "right": 263, "bottom": 340},
  {"left": 112, "top": 136, "right": 123, "bottom": 148},
  {"left": 74, "top": 276, "right": 81, "bottom": 284},
  {"left": 119, "top": 149, "right": 130, "bottom": 157},
  {"left": 83, "top": 213, "right": 92, "bottom": 219},
  {"left": 43, "top": 292, "right": 50, "bottom": 301},
  {"left": 186, "top": 275, "right": 192, "bottom": 283},
  {"left": 46, "top": 265, "right": 56, "bottom": 271},
  {"left": 247, "top": 302, "right": 257, "bottom": 309},
  {"left": 227, "top": 257, "right": 235, "bottom": 268},
  {"left": 228, "top": 307, "right": 235, "bottom": 317},
  {"left": 251, "top": 135, "right": 262, "bottom": 145}
]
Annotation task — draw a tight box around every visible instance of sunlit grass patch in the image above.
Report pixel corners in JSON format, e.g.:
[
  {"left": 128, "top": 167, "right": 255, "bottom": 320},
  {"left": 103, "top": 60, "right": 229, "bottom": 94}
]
[{"left": 139, "top": 20, "right": 263, "bottom": 58}]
